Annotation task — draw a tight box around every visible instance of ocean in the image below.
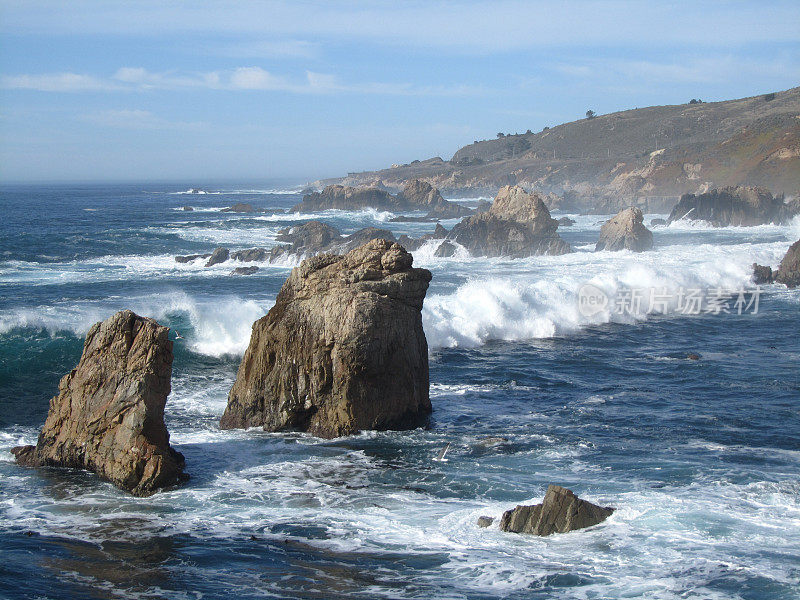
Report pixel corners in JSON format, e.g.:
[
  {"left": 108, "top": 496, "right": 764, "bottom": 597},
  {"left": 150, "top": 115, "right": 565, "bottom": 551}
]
[{"left": 0, "top": 182, "right": 798, "bottom": 599}]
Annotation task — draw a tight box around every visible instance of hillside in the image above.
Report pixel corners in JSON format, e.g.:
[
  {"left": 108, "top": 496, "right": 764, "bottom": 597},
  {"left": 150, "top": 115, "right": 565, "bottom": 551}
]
[{"left": 315, "top": 87, "right": 800, "bottom": 213}]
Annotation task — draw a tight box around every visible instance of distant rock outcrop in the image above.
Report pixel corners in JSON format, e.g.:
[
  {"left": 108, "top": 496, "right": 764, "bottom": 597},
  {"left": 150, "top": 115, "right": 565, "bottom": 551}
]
[
  {"left": 499, "top": 485, "right": 614, "bottom": 536},
  {"left": 399, "top": 180, "right": 472, "bottom": 219},
  {"left": 11, "top": 310, "right": 185, "bottom": 496},
  {"left": 291, "top": 181, "right": 472, "bottom": 219},
  {"left": 222, "top": 202, "right": 257, "bottom": 213},
  {"left": 291, "top": 185, "right": 403, "bottom": 213},
  {"left": 177, "top": 222, "right": 398, "bottom": 266},
  {"left": 666, "top": 186, "right": 797, "bottom": 226},
  {"left": 445, "top": 186, "right": 571, "bottom": 257},
  {"left": 219, "top": 239, "right": 432, "bottom": 438},
  {"left": 595, "top": 207, "right": 654, "bottom": 252}
]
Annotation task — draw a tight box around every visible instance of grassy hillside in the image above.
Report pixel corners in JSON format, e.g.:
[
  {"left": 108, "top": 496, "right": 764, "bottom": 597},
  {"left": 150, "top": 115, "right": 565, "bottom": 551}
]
[{"left": 318, "top": 87, "right": 800, "bottom": 213}]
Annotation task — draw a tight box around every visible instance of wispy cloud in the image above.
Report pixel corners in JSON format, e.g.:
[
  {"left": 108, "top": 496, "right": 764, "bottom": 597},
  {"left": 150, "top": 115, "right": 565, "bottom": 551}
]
[
  {"left": 551, "top": 56, "right": 800, "bottom": 86},
  {"left": 78, "top": 109, "right": 204, "bottom": 130},
  {"left": 2, "top": 67, "right": 481, "bottom": 96},
  {"left": 0, "top": 72, "right": 123, "bottom": 92}
]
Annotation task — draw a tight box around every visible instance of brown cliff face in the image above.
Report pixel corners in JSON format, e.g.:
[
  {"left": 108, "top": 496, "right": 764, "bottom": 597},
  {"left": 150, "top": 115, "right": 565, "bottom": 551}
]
[
  {"left": 220, "top": 239, "right": 432, "bottom": 439},
  {"left": 12, "top": 310, "right": 185, "bottom": 496}
]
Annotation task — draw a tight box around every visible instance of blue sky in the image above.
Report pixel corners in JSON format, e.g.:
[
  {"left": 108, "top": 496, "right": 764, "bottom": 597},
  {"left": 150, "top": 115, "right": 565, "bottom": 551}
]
[{"left": 1, "top": 1, "right": 798, "bottom": 183}]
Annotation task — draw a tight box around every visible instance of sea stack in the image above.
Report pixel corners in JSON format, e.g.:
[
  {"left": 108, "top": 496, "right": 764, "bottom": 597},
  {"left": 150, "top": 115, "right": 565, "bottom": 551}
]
[
  {"left": 220, "top": 239, "right": 433, "bottom": 438},
  {"left": 11, "top": 310, "right": 185, "bottom": 496},
  {"left": 596, "top": 207, "right": 654, "bottom": 252},
  {"left": 499, "top": 485, "right": 614, "bottom": 536},
  {"left": 445, "top": 185, "right": 571, "bottom": 257}
]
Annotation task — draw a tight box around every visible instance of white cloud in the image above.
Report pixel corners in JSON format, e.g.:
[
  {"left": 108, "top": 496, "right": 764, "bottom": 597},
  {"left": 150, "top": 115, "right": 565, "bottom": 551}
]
[
  {"left": 552, "top": 56, "right": 800, "bottom": 86},
  {"left": 78, "top": 109, "right": 204, "bottom": 130},
  {"left": 0, "top": 72, "right": 122, "bottom": 92},
  {"left": 2, "top": 66, "right": 480, "bottom": 96}
]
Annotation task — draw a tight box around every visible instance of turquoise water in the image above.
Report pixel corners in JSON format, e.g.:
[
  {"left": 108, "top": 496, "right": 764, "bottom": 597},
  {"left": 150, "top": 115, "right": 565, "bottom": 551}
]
[{"left": 0, "top": 183, "right": 798, "bottom": 599}]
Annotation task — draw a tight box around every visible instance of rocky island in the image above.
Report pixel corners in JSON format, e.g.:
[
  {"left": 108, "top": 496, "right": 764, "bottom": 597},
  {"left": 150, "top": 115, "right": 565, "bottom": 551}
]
[
  {"left": 220, "top": 239, "right": 433, "bottom": 438},
  {"left": 12, "top": 310, "right": 185, "bottom": 496}
]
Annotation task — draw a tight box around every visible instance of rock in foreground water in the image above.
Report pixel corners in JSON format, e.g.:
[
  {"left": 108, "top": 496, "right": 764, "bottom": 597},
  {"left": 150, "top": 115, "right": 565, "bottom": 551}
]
[
  {"left": 220, "top": 239, "right": 432, "bottom": 438},
  {"left": 499, "top": 485, "right": 614, "bottom": 536},
  {"left": 11, "top": 310, "right": 185, "bottom": 496},
  {"left": 596, "top": 207, "right": 653, "bottom": 252}
]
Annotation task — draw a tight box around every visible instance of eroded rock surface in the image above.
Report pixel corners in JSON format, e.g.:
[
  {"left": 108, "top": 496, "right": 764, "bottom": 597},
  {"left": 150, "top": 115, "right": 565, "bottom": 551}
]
[
  {"left": 666, "top": 186, "right": 797, "bottom": 226},
  {"left": 775, "top": 239, "right": 800, "bottom": 287},
  {"left": 595, "top": 207, "right": 653, "bottom": 252},
  {"left": 219, "top": 239, "right": 432, "bottom": 438},
  {"left": 445, "top": 186, "right": 571, "bottom": 257},
  {"left": 12, "top": 310, "right": 185, "bottom": 496},
  {"left": 499, "top": 485, "right": 614, "bottom": 536}
]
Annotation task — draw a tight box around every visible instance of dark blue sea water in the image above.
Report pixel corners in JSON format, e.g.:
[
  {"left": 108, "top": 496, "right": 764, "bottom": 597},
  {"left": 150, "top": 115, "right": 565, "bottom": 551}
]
[{"left": 0, "top": 183, "right": 798, "bottom": 599}]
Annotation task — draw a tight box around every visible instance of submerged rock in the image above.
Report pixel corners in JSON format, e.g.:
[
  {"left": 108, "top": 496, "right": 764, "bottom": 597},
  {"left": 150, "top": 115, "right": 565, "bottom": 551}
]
[
  {"left": 182, "top": 205, "right": 194, "bottom": 211},
  {"left": 231, "top": 266, "right": 259, "bottom": 276},
  {"left": 222, "top": 202, "right": 257, "bottom": 213},
  {"left": 499, "top": 485, "right": 614, "bottom": 536},
  {"left": 650, "top": 218, "right": 667, "bottom": 227},
  {"left": 666, "top": 186, "right": 797, "bottom": 226},
  {"left": 557, "top": 216, "right": 576, "bottom": 226},
  {"left": 175, "top": 253, "right": 211, "bottom": 263},
  {"left": 220, "top": 239, "right": 432, "bottom": 438},
  {"left": 11, "top": 310, "right": 185, "bottom": 496},
  {"left": 595, "top": 207, "right": 653, "bottom": 252},
  {"left": 477, "top": 516, "right": 494, "bottom": 528},
  {"left": 446, "top": 186, "right": 571, "bottom": 258}
]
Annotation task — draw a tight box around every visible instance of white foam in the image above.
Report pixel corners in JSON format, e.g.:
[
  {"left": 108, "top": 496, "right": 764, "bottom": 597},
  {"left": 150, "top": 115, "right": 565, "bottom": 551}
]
[
  {"left": 0, "top": 291, "right": 268, "bottom": 357},
  {"left": 422, "top": 240, "right": 793, "bottom": 348}
]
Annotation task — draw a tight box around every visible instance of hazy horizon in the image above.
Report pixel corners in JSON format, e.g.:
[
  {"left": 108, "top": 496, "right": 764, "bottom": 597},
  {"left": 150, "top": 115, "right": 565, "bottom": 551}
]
[{"left": 1, "top": 1, "right": 799, "bottom": 183}]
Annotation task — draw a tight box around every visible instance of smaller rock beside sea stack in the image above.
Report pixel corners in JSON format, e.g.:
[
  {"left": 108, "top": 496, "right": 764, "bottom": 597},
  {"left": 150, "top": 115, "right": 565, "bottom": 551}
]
[
  {"left": 499, "top": 485, "right": 614, "bottom": 536},
  {"left": 12, "top": 310, "right": 185, "bottom": 496},
  {"left": 596, "top": 207, "right": 653, "bottom": 252}
]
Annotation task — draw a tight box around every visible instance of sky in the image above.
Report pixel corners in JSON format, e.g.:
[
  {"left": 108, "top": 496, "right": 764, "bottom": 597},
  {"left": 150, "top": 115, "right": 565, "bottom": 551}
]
[{"left": 1, "top": 1, "right": 799, "bottom": 183}]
